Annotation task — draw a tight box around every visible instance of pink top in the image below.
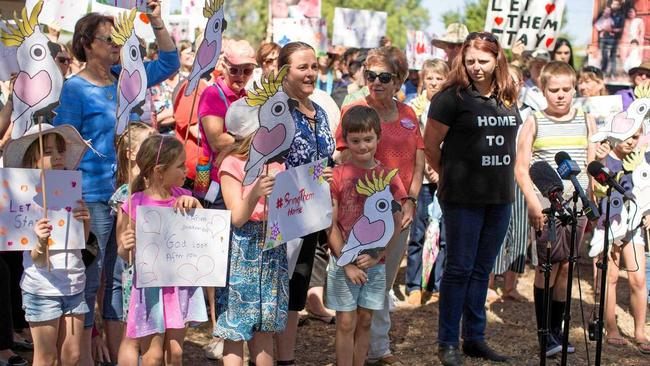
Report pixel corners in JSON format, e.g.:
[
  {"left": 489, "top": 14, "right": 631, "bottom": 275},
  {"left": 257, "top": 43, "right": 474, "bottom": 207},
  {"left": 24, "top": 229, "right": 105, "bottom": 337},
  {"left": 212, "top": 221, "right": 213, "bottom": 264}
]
[
  {"left": 122, "top": 187, "right": 191, "bottom": 219},
  {"left": 219, "top": 156, "right": 285, "bottom": 221},
  {"left": 197, "top": 77, "right": 247, "bottom": 181}
]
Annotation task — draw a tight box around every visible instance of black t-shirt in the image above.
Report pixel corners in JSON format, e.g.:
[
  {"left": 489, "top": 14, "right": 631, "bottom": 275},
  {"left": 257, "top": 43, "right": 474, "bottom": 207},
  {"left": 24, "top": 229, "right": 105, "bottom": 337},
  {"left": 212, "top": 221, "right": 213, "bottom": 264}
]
[{"left": 427, "top": 86, "right": 521, "bottom": 204}]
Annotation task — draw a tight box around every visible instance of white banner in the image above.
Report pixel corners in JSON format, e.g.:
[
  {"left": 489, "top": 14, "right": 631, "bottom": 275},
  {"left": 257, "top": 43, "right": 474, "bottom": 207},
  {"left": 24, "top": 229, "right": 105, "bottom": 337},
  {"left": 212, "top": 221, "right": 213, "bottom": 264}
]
[
  {"left": 332, "top": 7, "right": 387, "bottom": 48},
  {"left": 26, "top": 0, "right": 89, "bottom": 33},
  {"left": 92, "top": 1, "right": 155, "bottom": 41},
  {"left": 484, "top": 0, "right": 565, "bottom": 50},
  {"left": 264, "top": 159, "right": 332, "bottom": 250},
  {"left": 135, "top": 206, "right": 230, "bottom": 287},
  {"left": 0, "top": 169, "right": 84, "bottom": 251},
  {"left": 273, "top": 18, "right": 327, "bottom": 55}
]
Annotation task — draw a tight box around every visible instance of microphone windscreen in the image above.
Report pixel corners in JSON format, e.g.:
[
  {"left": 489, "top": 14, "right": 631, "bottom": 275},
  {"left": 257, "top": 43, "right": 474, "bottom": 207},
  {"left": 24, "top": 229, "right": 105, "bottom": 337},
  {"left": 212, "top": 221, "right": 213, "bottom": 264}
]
[
  {"left": 554, "top": 151, "right": 571, "bottom": 166},
  {"left": 587, "top": 161, "right": 607, "bottom": 181},
  {"left": 530, "top": 161, "right": 563, "bottom": 198}
]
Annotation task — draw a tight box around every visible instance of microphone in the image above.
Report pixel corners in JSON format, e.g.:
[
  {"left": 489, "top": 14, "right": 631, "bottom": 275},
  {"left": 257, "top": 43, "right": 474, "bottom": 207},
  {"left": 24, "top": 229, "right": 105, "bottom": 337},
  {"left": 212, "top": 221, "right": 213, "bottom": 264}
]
[
  {"left": 555, "top": 152, "right": 600, "bottom": 220},
  {"left": 587, "top": 161, "right": 635, "bottom": 200},
  {"left": 529, "top": 161, "right": 569, "bottom": 215}
]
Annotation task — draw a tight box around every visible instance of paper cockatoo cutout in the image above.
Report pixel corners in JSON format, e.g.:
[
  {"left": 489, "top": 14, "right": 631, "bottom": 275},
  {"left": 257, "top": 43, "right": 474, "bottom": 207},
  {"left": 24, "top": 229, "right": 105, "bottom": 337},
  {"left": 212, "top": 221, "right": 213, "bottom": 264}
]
[
  {"left": 590, "top": 85, "right": 650, "bottom": 144},
  {"left": 337, "top": 169, "right": 401, "bottom": 266},
  {"left": 0, "top": 0, "right": 64, "bottom": 138},
  {"left": 588, "top": 174, "right": 634, "bottom": 257},
  {"left": 112, "top": 8, "right": 147, "bottom": 135},
  {"left": 242, "top": 65, "right": 297, "bottom": 186},
  {"left": 621, "top": 146, "right": 650, "bottom": 225},
  {"left": 184, "top": 0, "right": 227, "bottom": 97}
]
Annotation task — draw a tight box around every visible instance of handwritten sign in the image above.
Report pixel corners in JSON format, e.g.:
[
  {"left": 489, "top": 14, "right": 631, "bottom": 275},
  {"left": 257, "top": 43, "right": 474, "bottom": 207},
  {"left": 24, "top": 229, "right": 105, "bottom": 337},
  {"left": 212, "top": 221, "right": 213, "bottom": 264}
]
[
  {"left": 92, "top": 1, "right": 155, "bottom": 41},
  {"left": 484, "top": 0, "right": 565, "bottom": 50},
  {"left": 406, "top": 30, "right": 447, "bottom": 70},
  {"left": 273, "top": 18, "right": 327, "bottom": 54},
  {"left": 95, "top": 0, "right": 148, "bottom": 12},
  {"left": 264, "top": 159, "right": 332, "bottom": 250},
  {"left": 271, "top": 0, "right": 321, "bottom": 19},
  {"left": 332, "top": 7, "right": 387, "bottom": 48},
  {"left": 0, "top": 168, "right": 84, "bottom": 251},
  {"left": 135, "top": 206, "right": 230, "bottom": 287},
  {"left": 26, "top": 0, "right": 88, "bottom": 33}
]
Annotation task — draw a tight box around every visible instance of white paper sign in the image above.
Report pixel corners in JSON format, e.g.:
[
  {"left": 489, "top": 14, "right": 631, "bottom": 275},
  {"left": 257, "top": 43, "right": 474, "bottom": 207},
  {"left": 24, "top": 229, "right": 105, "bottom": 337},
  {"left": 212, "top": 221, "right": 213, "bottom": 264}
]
[
  {"left": 0, "top": 23, "right": 19, "bottom": 81},
  {"left": 0, "top": 168, "right": 84, "bottom": 251},
  {"left": 92, "top": 1, "right": 155, "bottom": 41},
  {"left": 94, "top": 0, "right": 148, "bottom": 12},
  {"left": 264, "top": 159, "right": 332, "bottom": 250},
  {"left": 26, "top": 0, "right": 89, "bottom": 33},
  {"left": 484, "top": 0, "right": 565, "bottom": 50},
  {"left": 406, "top": 30, "right": 447, "bottom": 70},
  {"left": 573, "top": 95, "right": 623, "bottom": 128},
  {"left": 135, "top": 206, "right": 230, "bottom": 287},
  {"left": 332, "top": 7, "right": 387, "bottom": 48},
  {"left": 273, "top": 18, "right": 327, "bottom": 54}
]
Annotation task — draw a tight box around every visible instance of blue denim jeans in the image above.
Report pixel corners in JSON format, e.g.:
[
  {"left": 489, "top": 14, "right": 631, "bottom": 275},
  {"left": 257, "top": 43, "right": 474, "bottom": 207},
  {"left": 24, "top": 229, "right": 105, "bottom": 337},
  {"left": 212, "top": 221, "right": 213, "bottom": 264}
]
[
  {"left": 438, "top": 202, "right": 511, "bottom": 347},
  {"left": 85, "top": 202, "right": 117, "bottom": 328},
  {"left": 406, "top": 183, "right": 436, "bottom": 293}
]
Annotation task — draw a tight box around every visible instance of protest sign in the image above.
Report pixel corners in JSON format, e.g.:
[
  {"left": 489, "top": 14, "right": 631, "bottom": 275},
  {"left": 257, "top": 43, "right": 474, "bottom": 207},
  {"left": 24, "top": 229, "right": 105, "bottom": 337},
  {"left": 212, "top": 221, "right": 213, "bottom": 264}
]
[
  {"left": 0, "top": 168, "right": 84, "bottom": 251},
  {"left": 26, "top": 0, "right": 88, "bottom": 33},
  {"left": 406, "top": 30, "right": 447, "bottom": 70},
  {"left": 332, "top": 7, "right": 387, "bottom": 48},
  {"left": 135, "top": 206, "right": 230, "bottom": 287},
  {"left": 264, "top": 159, "right": 332, "bottom": 250},
  {"left": 95, "top": 0, "right": 148, "bottom": 12},
  {"left": 167, "top": 16, "right": 193, "bottom": 43},
  {"left": 271, "top": 0, "right": 321, "bottom": 19},
  {"left": 273, "top": 18, "right": 327, "bottom": 54},
  {"left": 92, "top": 1, "right": 155, "bottom": 41},
  {"left": 484, "top": 0, "right": 565, "bottom": 50},
  {"left": 0, "top": 23, "right": 19, "bottom": 82},
  {"left": 573, "top": 95, "right": 623, "bottom": 128}
]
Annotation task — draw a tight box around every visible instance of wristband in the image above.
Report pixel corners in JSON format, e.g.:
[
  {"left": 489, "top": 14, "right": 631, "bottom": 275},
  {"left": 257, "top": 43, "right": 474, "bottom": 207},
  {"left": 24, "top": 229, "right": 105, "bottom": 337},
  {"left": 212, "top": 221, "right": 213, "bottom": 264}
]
[
  {"left": 151, "top": 23, "right": 165, "bottom": 31},
  {"left": 406, "top": 196, "right": 418, "bottom": 206}
]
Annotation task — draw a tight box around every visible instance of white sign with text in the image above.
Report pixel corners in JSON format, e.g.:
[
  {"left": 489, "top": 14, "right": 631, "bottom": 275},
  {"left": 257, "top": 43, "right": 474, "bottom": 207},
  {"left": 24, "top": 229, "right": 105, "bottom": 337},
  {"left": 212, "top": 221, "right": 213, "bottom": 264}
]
[{"left": 332, "top": 7, "right": 387, "bottom": 48}]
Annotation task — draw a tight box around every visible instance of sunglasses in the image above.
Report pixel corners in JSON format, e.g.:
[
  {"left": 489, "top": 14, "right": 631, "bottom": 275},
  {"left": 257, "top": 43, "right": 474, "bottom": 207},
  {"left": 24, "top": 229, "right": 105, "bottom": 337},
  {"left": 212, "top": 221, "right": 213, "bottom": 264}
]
[
  {"left": 56, "top": 56, "right": 72, "bottom": 65},
  {"left": 227, "top": 65, "right": 254, "bottom": 76},
  {"left": 94, "top": 35, "right": 116, "bottom": 45},
  {"left": 364, "top": 70, "right": 396, "bottom": 84},
  {"left": 466, "top": 32, "right": 498, "bottom": 44},
  {"left": 581, "top": 65, "right": 603, "bottom": 78}
]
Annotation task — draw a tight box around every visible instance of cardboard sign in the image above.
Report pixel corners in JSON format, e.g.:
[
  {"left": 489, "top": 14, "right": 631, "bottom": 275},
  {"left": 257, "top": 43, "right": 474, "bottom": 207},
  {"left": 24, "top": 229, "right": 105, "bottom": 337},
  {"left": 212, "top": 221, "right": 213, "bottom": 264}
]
[
  {"left": 0, "top": 168, "right": 84, "bottom": 251},
  {"left": 26, "top": 0, "right": 88, "bottom": 33},
  {"left": 332, "top": 7, "right": 387, "bottom": 48},
  {"left": 573, "top": 95, "right": 623, "bottom": 128},
  {"left": 95, "top": 0, "right": 148, "bottom": 12},
  {"left": 264, "top": 159, "right": 332, "bottom": 250},
  {"left": 135, "top": 206, "right": 230, "bottom": 287},
  {"left": 92, "top": 1, "right": 155, "bottom": 41},
  {"left": 273, "top": 18, "right": 327, "bottom": 54},
  {"left": 484, "top": 0, "right": 566, "bottom": 50}
]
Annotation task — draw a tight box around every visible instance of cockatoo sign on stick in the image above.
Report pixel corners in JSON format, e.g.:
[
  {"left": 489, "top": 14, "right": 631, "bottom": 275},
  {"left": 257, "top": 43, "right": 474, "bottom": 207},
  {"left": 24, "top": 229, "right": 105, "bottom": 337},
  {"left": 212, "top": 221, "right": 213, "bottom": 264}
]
[{"left": 0, "top": 0, "right": 64, "bottom": 138}]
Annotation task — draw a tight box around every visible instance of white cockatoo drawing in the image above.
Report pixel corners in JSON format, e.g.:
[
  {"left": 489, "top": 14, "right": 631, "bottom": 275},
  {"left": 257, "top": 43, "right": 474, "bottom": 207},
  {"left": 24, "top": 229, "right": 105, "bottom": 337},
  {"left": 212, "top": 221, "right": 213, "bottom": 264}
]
[
  {"left": 0, "top": 0, "right": 64, "bottom": 138},
  {"left": 113, "top": 8, "right": 147, "bottom": 135},
  {"left": 590, "top": 86, "right": 650, "bottom": 144},
  {"left": 589, "top": 174, "right": 634, "bottom": 257},
  {"left": 337, "top": 169, "right": 401, "bottom": 266},
  {"left": 618, "top": 145, "right": 650, "bottom": 228},
  {"left": 242, "top": 65, "right": 297, "bottom": 186},
  {"left": 184, "top": 0, "right": 227, "bottom": 97}
]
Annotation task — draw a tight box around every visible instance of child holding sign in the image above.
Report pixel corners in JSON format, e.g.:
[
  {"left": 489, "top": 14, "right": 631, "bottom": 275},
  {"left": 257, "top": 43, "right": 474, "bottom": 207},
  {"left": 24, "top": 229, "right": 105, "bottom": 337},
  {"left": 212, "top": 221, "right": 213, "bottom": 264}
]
[
  {"left": 327, "top": 106, "right": 405, "bottom": 366},
  {"left": 3, "top": 124, "right": 90, "bottom": 366},
  {"left": 216, "top": 100, "right": 288, "bottom": 366},
  {"left": 117, "top": 135, "right": 207, "bottom": 365}
]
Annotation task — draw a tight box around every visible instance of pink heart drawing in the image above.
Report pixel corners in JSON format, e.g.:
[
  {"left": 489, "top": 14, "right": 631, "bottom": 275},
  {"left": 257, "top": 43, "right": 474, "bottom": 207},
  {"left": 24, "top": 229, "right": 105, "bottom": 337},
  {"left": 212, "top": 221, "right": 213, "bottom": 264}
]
[
  {"left": 119, "top": 69, "right": 142, "bottom": 104},
  {"left": 177, "top": 256, "right": 215, "bottom": 284},
  {"left": 71, "top": 181, "right": 77, "bottom": 188},
  {"left": 140, "top": 210, "right": 162, "bottom": 234},
  {"left": 7, "top": 241, "right": 13, "bottom": 246},
  {"left": 197, "top": 39, "right": 217, "bottom": 68},
  {"left": 13, "top": 70, "right": 52, "bottom": 107},
  {"left": 612, "top": 113, "right": 635, "bottom": 134},
  {"left": 252, "top": 125, "right": 286, "bottom": 155},
  {"left": 352, "top": 216, "right": 385, "bottom": 245},
  {"left": 65, "top": 206, "right": 72, "bottom": 212},
  {"left": 136, "top": 243, "right": 159, "bottom": 285}
]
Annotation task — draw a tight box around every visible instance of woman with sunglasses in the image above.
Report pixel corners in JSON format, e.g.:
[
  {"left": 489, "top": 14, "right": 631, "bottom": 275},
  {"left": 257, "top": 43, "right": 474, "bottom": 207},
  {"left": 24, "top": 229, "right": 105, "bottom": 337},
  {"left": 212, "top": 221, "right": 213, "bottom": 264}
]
[
  {"left": 52, "top": 1, "right": 179, "bottom": 364},
  {"left": 424, "top": 32, "right": 520, "bottom": 366},
  {"left": 334, "top": 46, "right": 424, "bottom": 366}
]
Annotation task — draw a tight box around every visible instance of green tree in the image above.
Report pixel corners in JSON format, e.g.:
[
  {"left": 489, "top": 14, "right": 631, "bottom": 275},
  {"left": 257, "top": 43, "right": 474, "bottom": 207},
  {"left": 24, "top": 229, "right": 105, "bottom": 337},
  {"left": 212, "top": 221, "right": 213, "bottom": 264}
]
[
  {"left": 223, "top": 0, "right": 269, "bottom": 47},
  {"left": 441, "top": 0, "right": 489, "bottom": 32}
]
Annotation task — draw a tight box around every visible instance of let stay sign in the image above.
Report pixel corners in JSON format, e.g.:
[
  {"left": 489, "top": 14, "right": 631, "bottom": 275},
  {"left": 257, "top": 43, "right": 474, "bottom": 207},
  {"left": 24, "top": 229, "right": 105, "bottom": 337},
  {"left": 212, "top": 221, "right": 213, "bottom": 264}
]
[{"left": 484, "top": 0, "right": 565, "bottom": 50}]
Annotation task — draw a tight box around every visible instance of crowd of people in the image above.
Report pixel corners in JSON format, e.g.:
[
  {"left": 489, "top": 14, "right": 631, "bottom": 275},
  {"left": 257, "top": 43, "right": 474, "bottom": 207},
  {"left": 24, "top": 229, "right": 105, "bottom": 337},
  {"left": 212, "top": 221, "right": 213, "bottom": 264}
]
[{"left": 0, "top": 1, "right": 649, "bottom": 366}]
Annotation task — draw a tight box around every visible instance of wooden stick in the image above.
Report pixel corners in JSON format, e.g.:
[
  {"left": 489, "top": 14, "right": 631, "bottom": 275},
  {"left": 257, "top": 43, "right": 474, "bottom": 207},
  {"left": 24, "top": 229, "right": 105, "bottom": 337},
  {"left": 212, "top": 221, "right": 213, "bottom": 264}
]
[
  {"left": 126, "top": 120, "right": 133, "bottom": 266},
  {"left": 37, "top": 119, "right": 50, "bottom": 271},
  {"left": 183, "top": 82, "right": 201, "bottom": 148},
  {"left": 261, "top": 164, "right": 269, "bottom": 248}
]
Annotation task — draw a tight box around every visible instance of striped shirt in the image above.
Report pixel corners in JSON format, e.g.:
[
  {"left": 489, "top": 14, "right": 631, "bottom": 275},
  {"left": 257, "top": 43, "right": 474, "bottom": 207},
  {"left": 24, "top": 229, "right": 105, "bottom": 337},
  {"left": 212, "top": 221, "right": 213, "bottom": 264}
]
[{"left": 531, "top": 108, "right": 590, "bottom": 198}]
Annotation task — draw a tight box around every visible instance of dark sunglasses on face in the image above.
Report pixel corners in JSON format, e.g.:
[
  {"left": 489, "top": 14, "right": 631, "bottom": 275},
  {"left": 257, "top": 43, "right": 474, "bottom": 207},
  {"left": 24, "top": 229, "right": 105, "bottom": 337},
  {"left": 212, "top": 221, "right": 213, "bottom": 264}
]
[
  {"left": 94, "top": 35, "right": 116, "bottom": 45},
  {"left": 466, "top": 32, "right": 498, "bottom": 44},
  {"left": 56, "top": 56, "right": 72, "bottom": 64},
  {"left": 364, "top": 70, "right": 396, "bottom": 84},
  {"left": 228, "top": 65, "right": 254, "bottom": 76},
  {"left": 581, "top": 65, "right": 604, "bottom": 79}
]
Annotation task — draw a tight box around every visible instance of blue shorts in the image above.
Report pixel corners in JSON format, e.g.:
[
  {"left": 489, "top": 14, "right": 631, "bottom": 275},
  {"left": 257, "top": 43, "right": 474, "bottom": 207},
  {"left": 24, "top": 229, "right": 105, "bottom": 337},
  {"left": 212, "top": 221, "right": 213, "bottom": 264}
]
[
  {"left": 326, "top": 258, "right": 386, "bottom": 312},
  {"left": 22, "top": 291, "right": 89, "bottom": 323}
]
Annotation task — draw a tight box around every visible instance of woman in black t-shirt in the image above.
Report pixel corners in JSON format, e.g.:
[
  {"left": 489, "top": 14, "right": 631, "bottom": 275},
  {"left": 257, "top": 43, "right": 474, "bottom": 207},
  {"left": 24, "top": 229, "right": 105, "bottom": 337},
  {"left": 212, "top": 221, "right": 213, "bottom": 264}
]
[{"left": 424, "top": 32, "right": 520, "bottom": 366}]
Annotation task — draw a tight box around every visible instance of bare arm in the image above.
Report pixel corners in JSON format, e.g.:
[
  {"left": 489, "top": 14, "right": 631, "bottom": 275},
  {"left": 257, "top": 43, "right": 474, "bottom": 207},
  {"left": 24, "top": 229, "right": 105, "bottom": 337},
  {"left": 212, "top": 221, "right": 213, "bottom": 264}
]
[
  {"left": 0, "top": 99, "right": 11, "bottom": 138},
  {"left": 327, "top": 198, "right": 345, "bottom": 257},
  {"left": 514, "top": 115, "right": 544, "bottom": 231},
  {"left": 147, "top": 0, "right": 175, "bottom": 52},
  {"left": 116, "top": 209, "right": 136, "bottom": 261},
  {"left": 221, "top": 173, "right": 274, "bottom": 228},
  {"left": 423, "top": 118, "right": 449, "bottom": 174},
  {"left": 201, "top": 115, "right": 235, "bottom": 152}
]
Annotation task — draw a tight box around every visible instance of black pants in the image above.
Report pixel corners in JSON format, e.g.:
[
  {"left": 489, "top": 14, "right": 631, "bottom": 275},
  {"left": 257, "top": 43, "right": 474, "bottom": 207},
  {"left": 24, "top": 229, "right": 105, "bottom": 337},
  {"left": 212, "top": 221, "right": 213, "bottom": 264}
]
[
  {"left": 0, "top": 252, "right": 27, "bottom": 331},
  {"left": 0, "top": 255, "right": 14, "bottom": 350}
]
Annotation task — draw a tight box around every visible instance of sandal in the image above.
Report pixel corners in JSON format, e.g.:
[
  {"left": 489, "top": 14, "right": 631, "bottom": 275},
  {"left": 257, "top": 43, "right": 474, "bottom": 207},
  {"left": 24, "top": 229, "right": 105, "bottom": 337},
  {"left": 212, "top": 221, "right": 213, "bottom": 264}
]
[
  {"left": 635, "top": 340, "right": 650, "bottom": 354},
  {"left": 365, "top": 354, "right": 404, "bottom": 366},
  {"left": 501, "top": 290, "right": 527, "bottom": 303},
  {"left": 0, "top": 355, "right": 28, "bottom": 366},
  {"left": 308, "top": 312, "right": 336, "bottom": 325},
  {"left": 605, "top": 336, "right": 627, "bottom": 346}
]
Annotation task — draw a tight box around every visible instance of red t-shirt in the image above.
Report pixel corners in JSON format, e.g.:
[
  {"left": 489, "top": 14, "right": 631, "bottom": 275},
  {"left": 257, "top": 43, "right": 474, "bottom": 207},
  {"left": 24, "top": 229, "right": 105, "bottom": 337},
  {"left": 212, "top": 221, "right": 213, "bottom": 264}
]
[
  {"left": 331, "top": 163, "right": 407, "bottom": 245},
  {"left": 336, "top": 99, "right": 424, "bottom": 192},
  {"left": 174, "top": 78, "right": 209, "bottom": 180}
]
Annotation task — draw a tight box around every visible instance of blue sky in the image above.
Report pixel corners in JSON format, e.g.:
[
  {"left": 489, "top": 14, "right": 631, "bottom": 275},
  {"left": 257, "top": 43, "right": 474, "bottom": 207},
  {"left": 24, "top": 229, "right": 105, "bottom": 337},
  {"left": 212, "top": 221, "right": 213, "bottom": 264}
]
[{"left": 421, "top": 0, "right": 594, "bottom": 47}]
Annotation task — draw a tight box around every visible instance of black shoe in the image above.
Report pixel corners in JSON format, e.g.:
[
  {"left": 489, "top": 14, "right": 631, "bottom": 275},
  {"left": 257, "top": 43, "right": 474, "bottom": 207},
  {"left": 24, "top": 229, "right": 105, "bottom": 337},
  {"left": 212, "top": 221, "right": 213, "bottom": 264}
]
[
  {"left": 542, "top": 334, "right": 562, "bottom": 357},
  {"left": 438, "top": 344, "right": 464, "bottom": 366},
  {"left": 462, "top": 340, "right": 508, "bottom": 362},
  {"left": 551, "top": 332, "right": 575, "bottom": 354}
]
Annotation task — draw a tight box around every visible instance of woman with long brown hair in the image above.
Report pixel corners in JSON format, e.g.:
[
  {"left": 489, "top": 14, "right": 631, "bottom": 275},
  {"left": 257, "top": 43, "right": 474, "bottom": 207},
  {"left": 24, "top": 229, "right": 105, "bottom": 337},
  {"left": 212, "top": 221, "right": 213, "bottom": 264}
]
[{"left": 424, "top": 32, "right": 520, "bottom": 366}]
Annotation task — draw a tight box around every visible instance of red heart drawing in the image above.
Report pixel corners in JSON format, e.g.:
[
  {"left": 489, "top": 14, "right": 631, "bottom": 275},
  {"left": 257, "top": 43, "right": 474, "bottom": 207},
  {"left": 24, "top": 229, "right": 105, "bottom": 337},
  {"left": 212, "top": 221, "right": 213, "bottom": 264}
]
[
  {"left": 416, "top": 43, "right": 425, "bottom": 54},
  {"left": 71, "top": 181, "right": 77, "bottom": 188},
  {"left": 545, "top": 37, "right": 555, "bottom": 48},
  {"left": 139, "top": 13, "right": 150, "bottom": 24},
  {"left": 7, "top": 241, "right": 13, "bottom": 246},
  {"left": 13, "top": 70, "right": 53, "bottom": 107},
  {"left": 545, "top": 3, "right": 556, "bottom": 15},
  {"left": 352, "top": 216, "right": 385, "bottom": 245},
  {"left": 494, "top": 16, "right": 504, "bottom": 26},
  {"left": 252, "top": 125, "right": 287, "bottom": 155}
]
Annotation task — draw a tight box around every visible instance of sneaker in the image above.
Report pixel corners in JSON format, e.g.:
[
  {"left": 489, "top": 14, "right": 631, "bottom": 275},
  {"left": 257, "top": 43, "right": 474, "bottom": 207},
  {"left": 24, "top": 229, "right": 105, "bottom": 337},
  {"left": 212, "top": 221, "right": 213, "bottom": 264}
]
[
  {"left": 204, "top": 338, "right": 223, "bottom": 360},
  {"left": 542, "top": 334, "right": 562, "bottom": 357},
  {"left": 553, "top": 333, "right": 575, "bottom": 354},
  {"left": 388, "top": 289, "right": 398, "bottom": 312}
]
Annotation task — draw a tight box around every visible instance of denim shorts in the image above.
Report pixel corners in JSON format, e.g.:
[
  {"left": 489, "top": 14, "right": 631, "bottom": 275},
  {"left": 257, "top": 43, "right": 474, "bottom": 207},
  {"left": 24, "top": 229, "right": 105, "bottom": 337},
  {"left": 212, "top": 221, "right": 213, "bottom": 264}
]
[
  {"left": 22, "top": 291, "right": 89, "bottom": 323},
  {"left": 326, "top": 258, "right": 386, "bottom": 312}
]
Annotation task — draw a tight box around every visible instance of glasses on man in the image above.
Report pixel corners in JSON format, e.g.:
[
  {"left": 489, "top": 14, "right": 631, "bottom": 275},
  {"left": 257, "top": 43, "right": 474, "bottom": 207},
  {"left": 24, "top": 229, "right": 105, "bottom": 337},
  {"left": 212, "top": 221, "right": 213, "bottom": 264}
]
[
  {"left": 466, "top": 32, "right": 498, "bottom": 44},
  {"left": 364, "top": 70, "right": 396, "bottom": 84}
]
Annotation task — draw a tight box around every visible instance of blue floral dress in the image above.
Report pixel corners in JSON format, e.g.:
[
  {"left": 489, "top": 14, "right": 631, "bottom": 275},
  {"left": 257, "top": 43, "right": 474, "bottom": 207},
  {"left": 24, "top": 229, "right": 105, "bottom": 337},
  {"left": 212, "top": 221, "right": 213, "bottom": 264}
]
[{"left": 285, "top": 102, "right": 335, "bottom": 168}]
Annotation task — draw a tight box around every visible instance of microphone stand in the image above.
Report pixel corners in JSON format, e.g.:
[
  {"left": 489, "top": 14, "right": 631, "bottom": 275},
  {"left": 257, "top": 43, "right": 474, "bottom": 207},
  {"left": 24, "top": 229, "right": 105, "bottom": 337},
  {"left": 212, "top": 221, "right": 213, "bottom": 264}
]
[
  {"left": 594, "top": 186, "right": 613, "bottom": 366},
  {"left": 560, "top": 191, "right": 580, "bottom": 366},
  {"left": 539, "top": 206, "right": 557, "bottom": 366}
]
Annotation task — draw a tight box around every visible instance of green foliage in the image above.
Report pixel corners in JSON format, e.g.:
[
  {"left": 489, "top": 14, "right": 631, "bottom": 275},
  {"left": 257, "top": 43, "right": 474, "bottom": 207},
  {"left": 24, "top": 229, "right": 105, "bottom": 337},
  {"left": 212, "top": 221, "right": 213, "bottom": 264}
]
[
  {"left": 441, "top": 0, "right": 489, "bottom": 32},
  {"left": 223, "top": 0, "right": 269, "bottom": 47}
]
